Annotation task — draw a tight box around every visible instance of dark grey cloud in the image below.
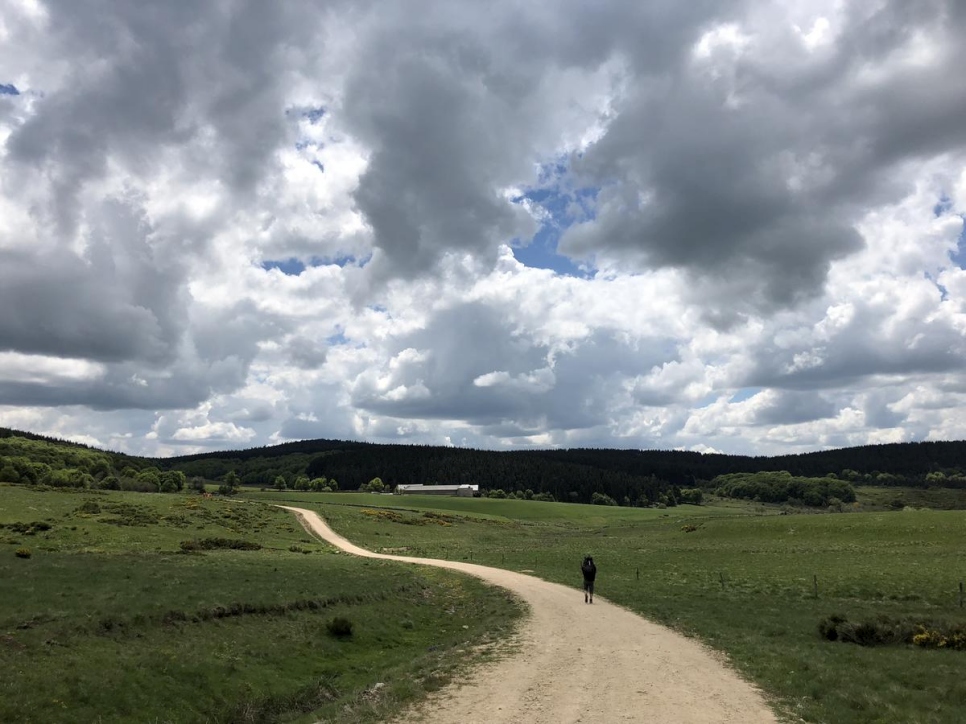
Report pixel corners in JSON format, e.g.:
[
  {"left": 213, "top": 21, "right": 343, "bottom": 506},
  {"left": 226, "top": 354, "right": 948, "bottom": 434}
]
[
  {"left": 753, "top": 390, "right": 838, "bottom": 426},
  {"left": 191, "top": 299, "right": 289, "bottom": 370},
  {"left": 227, "top": 401, "right": 277, "bottom": 424},
  {"left": 861, "top": 388, "right": 906, "bottom": 429},
  {"left": 344, "top": 29, "right": 534, "bottom": 280},
  {"left": 0, "top": 294, "right": 287, "bottom": 411},
  {"left": 351, "top": 302, "right": 669, "bottom": 436},
  {"left": 287, "top": 337, "right": 329, "bottom": 370},
  {"left": 0, "top": 2, "right": 311, "bottom": 411},
  {"left": 6, "top": 1, "right": 309, "bottom": 234},
  {"left": 3, "top": 0, "right": 966, "bottom": 457},
  {"left": 0, "top": 198, "right": 186, "bottom": 363},
  {"left": 351, "top": 303, "right": 549, "bottom": 423},
  {"left": 747, "top": 295, "right": 966, "bottom": 391},
  {"left": 343, "top": 1, "right": 747, "bottom": 283},
  {"left": 0, "top": 362, "right": 225, "bottom": 411},
  {"left": 561, "top": 0, "right": 966, "bottom": 309}
]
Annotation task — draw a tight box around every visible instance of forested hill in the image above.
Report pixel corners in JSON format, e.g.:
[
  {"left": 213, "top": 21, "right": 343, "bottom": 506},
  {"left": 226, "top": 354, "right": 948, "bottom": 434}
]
[
  {"left": 156, "top": 436, "right": 966, "bottom": 500},
  {"left": 4, "top": 426, "right": 966, "bottom": 505}
]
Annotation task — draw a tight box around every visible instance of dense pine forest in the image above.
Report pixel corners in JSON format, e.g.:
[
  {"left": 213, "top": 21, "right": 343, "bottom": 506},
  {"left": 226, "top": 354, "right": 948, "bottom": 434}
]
[{"left": 4, "top": 425, "right": 966, "bottom": 507}]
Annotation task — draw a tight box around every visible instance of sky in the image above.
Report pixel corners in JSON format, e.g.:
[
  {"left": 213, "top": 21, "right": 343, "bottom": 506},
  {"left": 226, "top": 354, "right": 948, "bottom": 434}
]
[{"left": 1, "top": 0, "right": 966, "bottom": 458}]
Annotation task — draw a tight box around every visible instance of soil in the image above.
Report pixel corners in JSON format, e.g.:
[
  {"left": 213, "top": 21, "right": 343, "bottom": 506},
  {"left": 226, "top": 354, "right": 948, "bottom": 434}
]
[{"left": 283, "top": 505, "right": 778, "bottom": 724}]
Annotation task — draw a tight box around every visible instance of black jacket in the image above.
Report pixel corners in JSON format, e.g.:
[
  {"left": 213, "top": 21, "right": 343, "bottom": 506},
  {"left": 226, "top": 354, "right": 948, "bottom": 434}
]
[{"left": 581, "top": 558, "right": 596, "bottom": 583}]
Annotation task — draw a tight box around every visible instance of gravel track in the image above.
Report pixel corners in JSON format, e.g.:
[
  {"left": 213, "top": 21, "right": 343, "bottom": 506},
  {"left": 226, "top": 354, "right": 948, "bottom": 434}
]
[{"left": 282, "top": 505, "right": 777, "bottom": 724}]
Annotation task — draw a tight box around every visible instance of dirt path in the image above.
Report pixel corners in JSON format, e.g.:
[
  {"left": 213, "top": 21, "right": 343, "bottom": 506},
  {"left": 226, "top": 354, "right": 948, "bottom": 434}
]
[{"left": 282, "top": 506, "right": 778, "bottom": 724}]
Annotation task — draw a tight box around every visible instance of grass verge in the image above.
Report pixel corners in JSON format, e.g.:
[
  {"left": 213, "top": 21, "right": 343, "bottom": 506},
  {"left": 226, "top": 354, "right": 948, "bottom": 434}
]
[
  {"left": 257, "top": 491, "right": 966, "bottom": 723},
  {"left": 0, "top": 485, "right": 523, "bottom": 723}
]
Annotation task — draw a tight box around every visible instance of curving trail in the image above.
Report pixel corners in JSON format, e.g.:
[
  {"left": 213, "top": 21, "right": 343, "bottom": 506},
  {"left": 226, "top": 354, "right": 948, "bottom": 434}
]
[{"left": 282, "top": 505, "right": 777, "bottom": 724}]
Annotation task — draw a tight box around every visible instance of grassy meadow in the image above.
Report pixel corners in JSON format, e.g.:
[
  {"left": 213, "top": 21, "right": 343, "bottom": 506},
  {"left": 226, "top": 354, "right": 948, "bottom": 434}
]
[
  {"left": 0, "top": 484, "right": 523, "bottom": 723},
  {"left": 253, "top": 490, "right": 966, "bottom": 724}
]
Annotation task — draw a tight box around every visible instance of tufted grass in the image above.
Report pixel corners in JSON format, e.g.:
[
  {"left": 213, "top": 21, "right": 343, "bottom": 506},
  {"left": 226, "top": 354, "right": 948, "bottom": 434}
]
[
  {"left": 0, "top": 485, "right": 523, "bottom": 723},
  {"left": 270, "top": 492, "right": 966, "bottom": 723}
]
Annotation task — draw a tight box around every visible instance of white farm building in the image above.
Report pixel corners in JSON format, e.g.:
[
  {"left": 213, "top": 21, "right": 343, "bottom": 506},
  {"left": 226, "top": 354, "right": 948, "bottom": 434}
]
[{"left": 394, "top": 484, "right": 479, "bottom": 497}]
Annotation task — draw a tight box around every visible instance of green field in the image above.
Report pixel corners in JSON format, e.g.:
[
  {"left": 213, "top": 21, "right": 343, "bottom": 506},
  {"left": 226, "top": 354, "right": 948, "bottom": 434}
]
[
  {"left": 254, "top": 491, "right": 966, "bottom": 724},
  {"left": 0, "top": 485, "right": 523, "bottom": 723}
]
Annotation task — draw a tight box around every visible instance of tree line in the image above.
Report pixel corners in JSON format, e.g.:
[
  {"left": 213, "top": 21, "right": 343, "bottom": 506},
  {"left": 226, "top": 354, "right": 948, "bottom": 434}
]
[{"left": 5, "top": 426, "right": 966, "bottom": 507}]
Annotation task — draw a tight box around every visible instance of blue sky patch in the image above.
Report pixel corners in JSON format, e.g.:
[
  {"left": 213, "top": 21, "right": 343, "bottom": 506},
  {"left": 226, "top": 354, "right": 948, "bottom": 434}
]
[
  {"left": 261, "top": 253, "right": 371, "bottom": 276},
  {"left": 324, "top": 253, "right": 370, "bottom": 268},
  {"left": 326, "top": 329, "right": 349, "bottom": 346},
  {"left": 0, "top": 83, "right": 19, "bottom": 95},
  {"left": 509, "top": 160, "right": 599, "bottom": 277},
  {"left": 304, "top": 107, "right": 326, "bottom": 123},
  {"left": 950, "top": 215, "right": 966, "bottom": 269},
  {"left": 730, "top": 387, "right": 762, "bottom": 403},
  {"left": 311, "top": 160, "right": 324, "bottom": 173},
  {"left": 934, "top": 194, "right": 953, "bottom": 217},
  {"left": 693, "top": 393, "right": 717, "bottom": 409},
  {"left": 261, "top": 258, "right": 306, "bottom": 276},
  {"left": 926, "top": 271, "right": 950, "bottom": 302}
]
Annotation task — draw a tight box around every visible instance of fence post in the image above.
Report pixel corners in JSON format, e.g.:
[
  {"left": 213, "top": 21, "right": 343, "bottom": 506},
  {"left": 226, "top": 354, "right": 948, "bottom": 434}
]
[
  {"left": 636, "top": 567, "right": 640, "bottom": 581},
  {"left": 719, "top": 572, "right": 725, "bottom": 590},
  {"left": 813, "top": 574, "right": 818, "bottom": 599}
]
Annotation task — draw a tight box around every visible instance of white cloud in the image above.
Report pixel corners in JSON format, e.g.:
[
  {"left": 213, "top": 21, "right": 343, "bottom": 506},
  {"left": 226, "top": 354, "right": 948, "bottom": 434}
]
[
  {"left": 171, "top": 422, "right": 256, "bottom": 444},
  {"left": 2, "top": 0, "right": 966, "bottom": 458}
]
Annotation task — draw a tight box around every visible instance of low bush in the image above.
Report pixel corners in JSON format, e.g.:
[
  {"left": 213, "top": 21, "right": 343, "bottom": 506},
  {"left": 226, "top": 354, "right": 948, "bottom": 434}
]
[
  {"left": 326, "top": 616, "right": 354, "bottom": 638},
  {"left": 819, "top": 614, "right": 966, "bottom": 650},
  {"left": 591, "top": 492, "right": 618, "bottom": 506},
  {"left": 1, "top": 521, "right": 52, "bottom": 535},
  {"left": 179, "top": 538, "right": 262, "bottom": 552},
  {"left": 100, "top": 502, "right": 160, "bottom": 526},
  {"left": 422, "top": 511, "right": 457, "bottom": 526},
  {"left": 15, "top": 547, "right": 31, "bottom": 559},
  {"left": 361, "top": 508, "right": 452, "bottom": 526},
  {"left": 713, "top": 471, "right": 856, "bottom": 507},
  {"left": 76, "top": 500, "right": 102, "bottom": 515}
]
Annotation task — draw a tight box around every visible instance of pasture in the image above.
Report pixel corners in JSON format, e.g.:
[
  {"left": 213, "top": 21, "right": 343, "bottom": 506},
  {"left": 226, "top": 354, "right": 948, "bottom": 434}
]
[
  {"left": 0, "top": 485, "right": 523, "bottom": 723},
  {"left": 255, "top": 491, "right": 966, "bottom": 723}
]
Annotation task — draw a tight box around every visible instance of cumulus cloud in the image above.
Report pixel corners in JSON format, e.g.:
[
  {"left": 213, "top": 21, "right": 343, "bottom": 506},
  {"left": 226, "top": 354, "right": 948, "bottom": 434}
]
[{"left": 2, "top": 0, "right": 966, "bottom": 457}]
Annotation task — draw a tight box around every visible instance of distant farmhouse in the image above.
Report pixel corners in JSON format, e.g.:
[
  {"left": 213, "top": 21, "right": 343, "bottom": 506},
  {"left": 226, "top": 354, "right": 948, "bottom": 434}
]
[{"left": 394, "top": 484, "right": 479, "bottom": 497}]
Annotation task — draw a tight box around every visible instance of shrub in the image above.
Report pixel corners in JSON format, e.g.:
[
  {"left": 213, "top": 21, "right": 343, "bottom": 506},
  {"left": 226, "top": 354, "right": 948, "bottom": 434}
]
[
  {"left": 180, "top": 538, "right": 262, "bottom": 552},
  {"left": 100, "top": 503, "right": 160, "bottom": 526},
  {"left": 360, "top": 477, "right": 385, "bottom": 493},
  {"left": 679, "top": 488, "right": 704, "bottom": 505},
  {"left": 818, "top": 614, "right": 966, "bottom": 650},
  {"left": 97, "top": 476, "right": 121, "bottom": 490},
  {"left": 712, "top": 471, "right": 856, "bottom": 507},
  {"left": 15, "top": 547, "right": 31, "bottom": 559},
  {"left": 76, "top": 500, "right": 102, "bottom": 515},
  {"left": 119, "top": 477, "right": 157, "bottom": 493},
  {"left": 591, "top": 492, "right": 617, "bottom": 506},
  {"left": 819, "top": 614, "right": 846, "bottom": 641},
  {"left": 326, "top": 616, "right": 354, "bottom": 638},
  {"left": 2, "top": 521, "right": 52, "bottom": 535}
]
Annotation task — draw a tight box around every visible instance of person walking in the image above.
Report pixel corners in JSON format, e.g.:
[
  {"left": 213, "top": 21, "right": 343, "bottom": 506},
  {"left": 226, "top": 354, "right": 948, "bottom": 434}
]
[{"left": 581, "top": 555, "right": 597, "bottom": 604}]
